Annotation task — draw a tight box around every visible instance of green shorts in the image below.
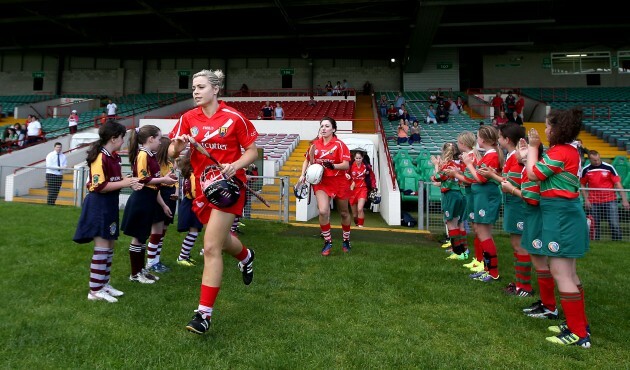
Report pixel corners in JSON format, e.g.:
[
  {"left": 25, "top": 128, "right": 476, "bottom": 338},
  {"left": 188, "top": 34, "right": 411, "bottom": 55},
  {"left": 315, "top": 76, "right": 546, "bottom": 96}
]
[
  {"left": 539, "top": 197, "right": 589, "bottom": 258},
  {"left": 441, "top": 190, "right": 465, "bottom": 222},
  {"left": 471, "top": 183, "right": 501, "bottom": 225},
  {"left": 503, "top": 194, "right": 525, "bottom": 235},
  {"left": 520, "top": 203, "right": 543, "bottom": 255},
  {"left": 463, "top": 186, "right": 474, "bottom": 223}
]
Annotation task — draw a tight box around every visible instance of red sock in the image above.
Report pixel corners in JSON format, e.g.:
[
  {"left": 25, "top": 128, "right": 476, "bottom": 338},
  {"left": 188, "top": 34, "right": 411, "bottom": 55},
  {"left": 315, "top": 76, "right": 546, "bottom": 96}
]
[
  {"left": 342, "top": 223, "right": 351, "bottom": 241},
  {"left": 480, "top": 238, "right": 499, "bottom": 278},
  {"left": 577, "top": 284, "right": 589, "bottom": 326},
  {"left": 200, "top": 284, "right": 220, "bottom": 309},
  {"left": 448, "top": 229, "right": 462, "bottom": 253},
  {"left": 358, "top": 218, "right": 364, "bottom": 226},
  {"left": 460, "top": 229, "right": 468, "bottom": 249},
  {"left": 474, "top": 237, "right": 483, "bottom": 263},
  {"left": 536, "top": 269, "right": 556, "bottom": 312},
  {"left": 235, "top": 246, "right": 249, "bottom": 261},
  {"left": 515, "top": 253, "right": 532, "bottom": 291},
  {"left": 354, "top": 217, "right": 359, "bottom": 225},
  {"left": 321, "top": 223, "right": 332, "bottom": 242},
  {"left": 560, "top": 291, "right": 588, "bottom": 338}
]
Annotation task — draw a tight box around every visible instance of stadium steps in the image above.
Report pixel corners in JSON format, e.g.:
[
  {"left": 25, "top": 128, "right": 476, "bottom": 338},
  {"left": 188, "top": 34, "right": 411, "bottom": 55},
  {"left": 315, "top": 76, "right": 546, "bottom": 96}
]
[
  {"left": 524, "top": 122, "right": 628, "bottom": 159},
  {"left": 353, "top": 95, "right": 375, "bottom": 132},
  {"left": 248, "top": 140, "right": 311, "bottom": 221},
  {"left": 12, "top": 173, "right": 77, "bottom": 206}
]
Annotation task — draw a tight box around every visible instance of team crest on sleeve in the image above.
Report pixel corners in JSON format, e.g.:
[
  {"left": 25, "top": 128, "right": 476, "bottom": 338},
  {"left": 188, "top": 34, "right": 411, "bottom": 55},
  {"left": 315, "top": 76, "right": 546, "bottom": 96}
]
[
  {"left": 219, "top": 127, "right": 228, "bottom": 137},
  {"left": 141, "top": 169, "right": 148, "bottom": 177},
  {"left": 191, "top": 127, "right": 199, "bottom": 136},
  {"left": 532, "top": 239, "right": 542, "bottom": 249},
  {"left": 547, "top": 241, "right": 560, "bottom": 253},
  {"left": 109, "top": 222, "right": 117, "bottom": 235},
  {"left": 478, "top": 209, "right": 486, "bottom": 217},
  {"left": 469, "top": 212, "right": 475, "bottom": 220},
  {"left": 92, "top": 174, "right": 100, "bottom": 184},
  {"left": 517, "top": 221, "right": 524, "bottom": 231}
]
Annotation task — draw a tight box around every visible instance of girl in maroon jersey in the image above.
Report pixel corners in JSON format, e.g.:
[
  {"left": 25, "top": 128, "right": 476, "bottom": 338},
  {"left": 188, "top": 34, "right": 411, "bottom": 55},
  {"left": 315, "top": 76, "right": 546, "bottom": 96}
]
[
  {"left": 299, "top": 117, "right": 352, "bottom": 256},
  {"left": 73, "top": 121, "right": 143, "bottom": 302},
  {"left": 526, "top": 108, "right": 591, "bottom": 348},
  {"left": 347, "top": 150, "right": 376, "bottom": 228},
  {"left": 169, "top": 69, "right": 258, "bottom": 335}
]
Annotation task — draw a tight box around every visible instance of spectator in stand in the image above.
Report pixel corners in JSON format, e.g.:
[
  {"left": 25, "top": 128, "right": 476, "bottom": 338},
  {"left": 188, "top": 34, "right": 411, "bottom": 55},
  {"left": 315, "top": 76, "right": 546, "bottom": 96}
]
[
  {"left": 515, "top": 95, "right": 526, "bottom": 120},
  {"left": 14, "top": 123, "right": 26, "bottom": 147},
  {"left": 398, "top": 103, "right": 410, "bottom": 121},
  {"left": 106, "top": 99, "right": 117, "bottom": 119},
  {"left": 448, "top": 98, "right": 460, "bottom": 116},
  {"left": 426, "top": 104, "right": 437, "bottom": 124},
  {"left": 274, "top": 102, "right": 285, "bottom": 120},
  {"left": 580, "top": 150, "right": 629, "bottom": 241},
  {"left": 239, "top": 83, "right": 249, "bottom": 96},
  {"left": 379, "top": 95, "right": 389, "bottom": 118},
  {"left": 394, "top": 91, "right": 405, "bottom": 109},
  {"left": 508, "top": 110, "right": 523, "bottom": 125},
  {"left": 397, "top": 119, "right": 409, "bottom": 144},
  {"left": 429, "top": 92, "right": 437, "bottom": 103},
  {"left": 26, "top": 114, "right": 43, "bottom": 145},
  {"left": 436, "top": 102, "right": 449, "bottom": 123},
  {"left": 325, "top": 81, "right": 333, "bottom": 96},
  {"left": 259, "top": 101, "right": 273, "bottom": 120},
  {"left": 342, "top": 79, "right": 350, "bottom": 99},
  {"left": 491, "top": 117, "right": 499, "bottom": 128},
  {"left": 505, "top": 91, "right": 517, "bottom": 115},
  {"left": 332, "top": 81, "right": 342, "bottom": 96},
  {"left": 496, "top": 110, "right": 509, "bottom": 126},
  {"left": 409, "top": 119, "right": 421, "bottom": 145},
  {"left": 491, "top": 92, "right": 504, "bottom": 117},
  {"left": 387, "top": 103, "right": 398, "bottom": 122},
  {"left": 308, "top": 96, "right": 317, "bottom": 106},
  {"left": 456, "top": 96, "right": 465, "bottom": 113},
  {"left": 99, "top": 111, "right": 108, "bottom": 126},
  {"left": 68, "top": 109, "right": 79, "bottom": 134}
]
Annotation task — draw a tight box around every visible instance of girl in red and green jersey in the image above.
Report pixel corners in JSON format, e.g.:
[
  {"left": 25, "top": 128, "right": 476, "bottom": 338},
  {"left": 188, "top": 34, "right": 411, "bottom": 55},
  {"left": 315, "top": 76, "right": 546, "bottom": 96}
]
[
  {"left": 479, "top": 123, "right": 531, "bottom": 295},
  {"left": 431, "top": 142, "right": 467, "bottom": 260},
  {"left": 501, "top": 140, "right": 559, "bottom": 319},
  {"left": 463, "top": 125, "right": 504, "bottom": 282},
  {"left": 446, "top": 131, "right": 481, "bottom": 271},
  {"left": 526, "top": 108, "right": 590, "bottom": 348}
]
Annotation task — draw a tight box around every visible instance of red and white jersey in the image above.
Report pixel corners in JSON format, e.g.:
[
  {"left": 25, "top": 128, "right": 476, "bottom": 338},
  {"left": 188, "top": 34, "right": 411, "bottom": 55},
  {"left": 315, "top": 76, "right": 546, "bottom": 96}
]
[
  {"left": 348, "top": 161, "right": 376, "bottom": 189},
  {"left": 307, "top": 136, "right": 351, "bottom": 178},
  {"left": 169, "top": 101, "right": 258, "bottom": 185}
]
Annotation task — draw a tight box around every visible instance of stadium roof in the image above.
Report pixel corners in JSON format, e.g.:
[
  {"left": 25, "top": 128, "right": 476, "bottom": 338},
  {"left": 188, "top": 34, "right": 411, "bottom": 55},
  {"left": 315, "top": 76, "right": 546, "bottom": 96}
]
[{"left": 0, "top": 0, "right": 628, "bottom": 72}]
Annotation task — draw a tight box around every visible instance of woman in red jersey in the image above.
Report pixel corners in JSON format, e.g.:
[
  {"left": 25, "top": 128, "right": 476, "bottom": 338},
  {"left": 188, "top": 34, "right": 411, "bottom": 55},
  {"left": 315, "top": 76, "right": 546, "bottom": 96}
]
[
  {"left": 347, "top": 150, "right": 376, "bottom": 228},
  {"left": 169, "top": 69, "right": 258, "bottom": 335},
  {"left": 299, "top": 117, "right": 352, "bottom": 256}
]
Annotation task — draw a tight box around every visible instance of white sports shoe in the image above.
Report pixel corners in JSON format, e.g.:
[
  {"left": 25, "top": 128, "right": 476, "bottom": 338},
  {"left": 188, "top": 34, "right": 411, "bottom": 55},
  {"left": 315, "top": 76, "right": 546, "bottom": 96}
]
[
  {"left": 88, "top": 290, "right": 118, "bottom": 303},
  {"left": 103, "top": 284, "right": 124, "bottom": 297},
  {"left": 129, "top": 273, "right": 155, "bottom": 284}
]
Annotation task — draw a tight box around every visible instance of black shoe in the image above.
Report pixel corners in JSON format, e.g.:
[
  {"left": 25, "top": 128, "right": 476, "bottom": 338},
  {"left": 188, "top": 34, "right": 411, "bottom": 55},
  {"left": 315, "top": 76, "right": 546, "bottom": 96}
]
[
  {"left": 238, "top": 249, "right": 255, "bottom": 285},
  {"left": 186, "top": 312, "right": 211, "bottom": 335},
  {"left": 522, "top": 300, "right": 543, "bottom": 313},
  {"left": 342, "top": 239, "right": 351, "bottom": 253}
]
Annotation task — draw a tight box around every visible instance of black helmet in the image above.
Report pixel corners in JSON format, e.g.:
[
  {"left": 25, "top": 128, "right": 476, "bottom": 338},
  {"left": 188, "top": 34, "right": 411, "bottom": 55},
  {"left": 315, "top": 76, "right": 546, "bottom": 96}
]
[
  {"left": 200, "top": 165, "right": 241, "bottom": 208},
  {"left": 368, "top": 188, "right": 381, "bottom": 204}
]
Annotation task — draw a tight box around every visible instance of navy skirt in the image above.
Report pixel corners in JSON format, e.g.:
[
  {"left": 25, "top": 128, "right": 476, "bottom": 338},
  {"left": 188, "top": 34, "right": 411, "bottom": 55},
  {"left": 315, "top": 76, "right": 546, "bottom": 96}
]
[
  {"left": 154, "top": 186, "right": 177, "bottom": 225},
  {"left": 177, "top": 197, "right": 203, "bottom": 232},
  {"left": 121, "top": 187, "right": 159, "bottom": 242},
  {"left": 73, "top": 191, "right": 120, "bottom": 244}
]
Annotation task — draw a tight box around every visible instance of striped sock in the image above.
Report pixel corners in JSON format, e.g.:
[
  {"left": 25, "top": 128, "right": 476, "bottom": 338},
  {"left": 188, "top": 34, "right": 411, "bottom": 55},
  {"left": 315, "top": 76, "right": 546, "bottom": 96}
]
[
  {"left": 89, "top": 247, "right": 109, "bottom": 292},
  {"left": 515, "top": 253, "right": 532, "bottom": 291},
  {"left": 155, "top": 229, "right": 167, "bottom": 264},
  {"left": 577, "top": 283, "right": 589, "bottom": 326},
  {"left": 106, "top": 249, "right": 113, "bottom": 285},
  {"left": 342, "top": 223, "right": 351, "bottom": 241},
  {"left": 146, "top": 233, "right": 161, "bottom": 267},
  {"left": 178, "top": 231, "right": 198, "bottom": 260},
  {"left": 199, "top": 284, "right": 220, "bottom": 319},
  {"left": 481, "top": 238, "right": 499, "bottom": 278},
  {"left": 129, "top": 243, "right": 144, "bottom": 276},
  {"left": 321, "top": 223, "right": 332, "bottom": 242}
]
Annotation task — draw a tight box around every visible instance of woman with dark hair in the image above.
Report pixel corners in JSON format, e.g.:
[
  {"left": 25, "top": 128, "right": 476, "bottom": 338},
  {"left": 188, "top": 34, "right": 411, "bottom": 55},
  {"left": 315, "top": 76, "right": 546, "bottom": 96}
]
[
  {"left": 347, "top": 150, "right": 376, "bottom": 228},
  {"left": 525, "top": 108, "right": 591, "bottom": 348},
  {"left": 73, "top": 121, "right": 143, "bottom": 302},
  {"left": 299, "top": 116, "right": 352, "bottom": 256}
]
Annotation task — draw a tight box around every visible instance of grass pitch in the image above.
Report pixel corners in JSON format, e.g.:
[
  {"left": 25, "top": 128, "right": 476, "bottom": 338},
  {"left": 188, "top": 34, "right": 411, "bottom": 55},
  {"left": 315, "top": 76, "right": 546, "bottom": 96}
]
[{"left": 0, "top": 202, "right": 628, "bottom": 369}]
